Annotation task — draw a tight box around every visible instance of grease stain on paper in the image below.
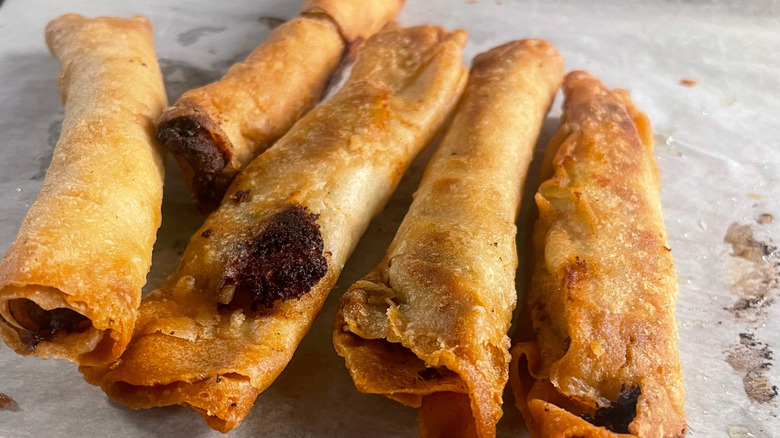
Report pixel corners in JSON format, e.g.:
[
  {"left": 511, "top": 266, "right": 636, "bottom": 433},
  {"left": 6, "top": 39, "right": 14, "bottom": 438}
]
[
  {"left": 258, "top": 16, "right": 286, "bottom": 29},
  {"left": 722, "top": 220, "right": 779, "bottom": 405},
  {"left": 176, "top": 27, "right": 227, "bottom": 47},
  {"left": 159, "top": 59, "right": 222, "bottom": 103},
  {"left": 723, "top": 222, "right": 779, "bottom": 323},
  {"left": 654, "top": 133, "right": 683, "bottom": 157},
  {"left": 31, "top": 116, "right": 62, "bottom": 181},
  {"left": 725, "top": 333, "right": 778, "bottom": 404}
]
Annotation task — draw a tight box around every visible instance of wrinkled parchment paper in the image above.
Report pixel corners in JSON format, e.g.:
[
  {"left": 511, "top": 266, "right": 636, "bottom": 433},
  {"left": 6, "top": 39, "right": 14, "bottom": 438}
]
[{"left": 1, "top": 0, "right": 778, "bottom": 436}]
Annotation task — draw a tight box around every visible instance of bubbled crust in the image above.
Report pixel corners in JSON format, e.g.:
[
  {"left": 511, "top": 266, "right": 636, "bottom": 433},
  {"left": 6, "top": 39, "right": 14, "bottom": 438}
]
[
  {"left": 334, "top": 40, "right": 563, "bottom": 438},
  {"left": 510, "top": 71, "right": 686, "bottom": 438},
  {"left": 86, "top": 24, "right": 468, "bottom": 432},
  {"left": 0, "top": 14, "right": 166, "bottom": 366}
]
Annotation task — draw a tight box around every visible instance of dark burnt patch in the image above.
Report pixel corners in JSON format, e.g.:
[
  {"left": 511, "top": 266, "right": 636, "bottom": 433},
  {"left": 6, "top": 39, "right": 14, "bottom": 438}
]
[
  {"left": 8, "top": 299, "right": 91, "bottom": 351},
  {"left": 156, "top": 116, "right": 227, "bottom": 206},
  {"left": 200, "top": 229, "right": 212, "bottom": 238},
  {"left": 222, "top": 205, "right": 327, "bottom": 311},
  {"left": 581, "top": 384, "right": 641, "bottom": 434}
]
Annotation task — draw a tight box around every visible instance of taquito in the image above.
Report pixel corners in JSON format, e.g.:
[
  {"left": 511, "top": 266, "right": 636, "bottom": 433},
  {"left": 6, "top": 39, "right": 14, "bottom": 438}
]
[
  {"left": 157, "top": 0, "right": 403, "bottom": 208},
  {"left": 333, "top": 40, "right": 563, "bottom": 438},
  {"left": 0, "top": 14, "right": 166, "bottom": 366},
  {"left": 509, "top": 71, "right": 687, "bottom": 437},
  {"left": 87, "top": 24, "right": 469, "bottom": 432}
]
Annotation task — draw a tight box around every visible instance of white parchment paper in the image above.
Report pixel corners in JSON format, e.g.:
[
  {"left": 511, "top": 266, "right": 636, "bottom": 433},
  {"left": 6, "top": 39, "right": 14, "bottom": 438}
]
[{"left": 0, "top": 0, "right": 778, "bottom": 436}]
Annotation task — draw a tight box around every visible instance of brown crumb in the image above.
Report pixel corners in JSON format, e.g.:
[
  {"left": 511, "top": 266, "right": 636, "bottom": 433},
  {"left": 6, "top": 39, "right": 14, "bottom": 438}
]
[
  {"left": 0, "top": 393, "right": 13, "bottom": 409},
  {"left": 679, "top": 78, "right": 697, "bottom": 87}
]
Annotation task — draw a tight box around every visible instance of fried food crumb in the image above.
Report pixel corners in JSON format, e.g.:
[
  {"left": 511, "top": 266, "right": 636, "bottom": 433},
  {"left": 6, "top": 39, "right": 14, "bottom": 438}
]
[{"left": 0, "top": 393, "right": 13, "bottom": 409}]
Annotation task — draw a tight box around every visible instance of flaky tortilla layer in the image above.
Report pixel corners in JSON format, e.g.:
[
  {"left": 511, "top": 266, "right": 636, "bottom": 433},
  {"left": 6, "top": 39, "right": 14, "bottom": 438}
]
[
  {"left": 85, "top": 24, "right": 469, "bottom": 433},
  {"left": 333, "top": 40, "right": 564, "bottom": 438},
  {"left": 510, "top": 71, "right": 686, "bottom": 438},
  {"left": 0, "top": 14, "right": 166, "bottom": 366}
]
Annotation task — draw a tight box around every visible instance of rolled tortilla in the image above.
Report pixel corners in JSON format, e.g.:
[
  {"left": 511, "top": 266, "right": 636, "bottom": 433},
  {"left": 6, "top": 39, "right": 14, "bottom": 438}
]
[
  {"left": 86, "top": 24, "right": 469, "bottom": 432},
  {"left": 157, "top": 0, "right": 404, "bottom": 208},
  {"left": 301, "top": 0, "right": 405, "bottom": 42},
  {"left": 332, "top": 40, "right": 564, "bottom": 438},
  {"left": 509, "top": 71, "right": 687, "bottom": 437},
  {"left": 0, "top": 14, "right": 166, "bottom": 366}
]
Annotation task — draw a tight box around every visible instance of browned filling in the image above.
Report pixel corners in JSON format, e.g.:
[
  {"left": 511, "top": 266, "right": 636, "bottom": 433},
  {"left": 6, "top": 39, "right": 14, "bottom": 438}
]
[
  {"left": 7, "top": 299, "right": 91, "bottom": 351},
  {"left": 581, "top": 384, "right": 641, "bottom": 434},
  {"left": 221, "top": 205, "right": 328, "bottom": 311},
  {"left": 156, "top": 116, "right": 228, "bottom": 206}
]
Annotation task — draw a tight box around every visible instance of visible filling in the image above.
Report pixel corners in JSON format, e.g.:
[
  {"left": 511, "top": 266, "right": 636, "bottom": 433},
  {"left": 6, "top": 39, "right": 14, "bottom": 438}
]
[
  {"left": 7, "top": 299, "right": 91, "bottom": 351},
  {"left": 581, "top": 384, "right": 641, "bottom": 434},
  {"left": 221, "top": 205, "right": 327, "bottom": 311},
  {"left": 156, "top": 116, "right": 227, "bottom": 205}
]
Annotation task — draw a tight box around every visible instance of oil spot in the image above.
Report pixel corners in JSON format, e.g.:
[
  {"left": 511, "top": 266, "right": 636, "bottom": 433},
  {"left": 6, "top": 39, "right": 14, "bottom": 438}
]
[
  {"left": 727, "top": 425, "right": 754, "bottom": 438},
  {"left": 724, "top": 333, "right": 777, "bottom": 404},
  {"left": 723, "top": 223, "right": 779, "bottom": 323},
  {"left": 176, "top": 27, "right": 226, "bottom": 47},
  {"left": 258, "top": 16, "right": 286, "bottom": 29},
  {"left": 757, "top": 213, "right": 774, "bottom": 225},
  {"left": 679, "top": 78, "right": 697, "bottom": 87},
  {"left": 653, "top": 133, "right": 683, "bottom": 157}
]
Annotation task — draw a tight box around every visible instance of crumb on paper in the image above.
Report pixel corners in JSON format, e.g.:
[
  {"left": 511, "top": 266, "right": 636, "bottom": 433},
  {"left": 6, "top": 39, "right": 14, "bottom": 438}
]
[
  {"left": 679, "top": 78, "right": 697, "bottom": 87},
  {"left": 700, "top": 220, "right": 709, "bottom": 232},
  {"left": 757, "top": 213, "right": 774, "bottom": 225},
  {"left": 748, "top": 193, "right": 762, "bottom": 200},
  {"left": 0, "top": 393, "right": 13, "bottom": 409}
]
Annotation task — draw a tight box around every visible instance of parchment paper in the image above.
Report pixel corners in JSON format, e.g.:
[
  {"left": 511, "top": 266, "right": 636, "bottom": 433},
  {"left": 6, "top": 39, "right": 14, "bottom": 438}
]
[{"left": 0, "top": 0, "right": 778, "bottom": 436}]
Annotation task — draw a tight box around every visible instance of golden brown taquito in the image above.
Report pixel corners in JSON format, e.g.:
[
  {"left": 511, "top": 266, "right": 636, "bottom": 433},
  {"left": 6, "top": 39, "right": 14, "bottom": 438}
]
[
  {"left": 333, "top": 40, "right": 564, "bottom": 438},
  {"left": 86, "top": 24, "right": 469, "bottom": 433},
  {"left": 301, "top": 0, "right": 405, "bottom": 41},
  {"left": 157, "top": 0, "right": 404, "bottom": 208},
  {"left": 509, "top": 71, "right": 686, "bottom": 437},
  {"left": 0, "top": 14, "right": 166, "bottom": 366}
]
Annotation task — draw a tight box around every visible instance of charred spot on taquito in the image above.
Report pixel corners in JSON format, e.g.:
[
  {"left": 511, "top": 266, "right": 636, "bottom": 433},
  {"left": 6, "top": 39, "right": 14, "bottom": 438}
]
[
  {"left": 156, "top": 115, "right": 228, "bottom": 205},
  {"left": 232, "top": 190, "right": 251, "bottom": 203},
  {"left": 7, "top": 299, "right": 91, "bottom": 351},
  {"left": 221, "top": 205, "right": 327, "bottom": 311},
  {"left": 580, "top": 384, "right": 641, "bottom": 434}
]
